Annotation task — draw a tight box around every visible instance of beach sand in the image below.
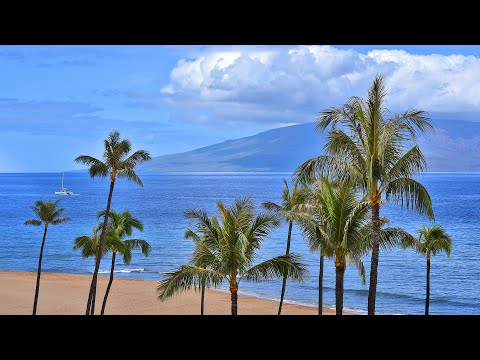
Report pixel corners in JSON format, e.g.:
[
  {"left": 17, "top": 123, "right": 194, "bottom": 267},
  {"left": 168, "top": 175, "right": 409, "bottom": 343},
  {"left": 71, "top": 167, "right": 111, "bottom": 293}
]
[{"left": 0, "top": 270, "right": 343, "bottom": 315}]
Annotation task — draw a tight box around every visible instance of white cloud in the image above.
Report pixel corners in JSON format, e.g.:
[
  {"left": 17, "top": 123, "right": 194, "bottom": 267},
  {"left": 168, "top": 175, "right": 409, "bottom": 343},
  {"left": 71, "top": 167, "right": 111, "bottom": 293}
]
[{"left": 158, "top": 45, "right": 480, "bottom": 127}]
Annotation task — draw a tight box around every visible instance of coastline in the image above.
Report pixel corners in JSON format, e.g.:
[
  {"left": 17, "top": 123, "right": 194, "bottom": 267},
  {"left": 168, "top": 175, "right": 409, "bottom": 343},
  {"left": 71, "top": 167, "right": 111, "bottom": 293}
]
[{"left": 0, "top": 270, "right": 351, "bottom": 315}]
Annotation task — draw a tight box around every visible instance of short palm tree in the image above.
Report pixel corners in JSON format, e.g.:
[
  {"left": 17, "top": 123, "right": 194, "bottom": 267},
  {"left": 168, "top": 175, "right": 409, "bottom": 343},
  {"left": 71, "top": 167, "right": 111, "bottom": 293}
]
[
  {"left": 183, "top": 225, "right": 212, "bottom": 315},
  {"left": 300, "top": 178, "right": 416, "bottom": 315},
  {"left": 299, "top": 178, "right": 369, "bottom": 315},
  {"left": 24, "top": 200, "right": 70, "bottom": 315},
  {"left": 75, "top": 130, "right": 151, "bottom": 315},
  {"left": 97, "top": 209, "right": 151, "bottom": 315},
  {"left": 73, "top": 224, "right": 112, "bottom": 263},
  {"left": 294, "top": 74, "right": 435, "bottom": 314},
  {"left": 411, "top": 224, "right": 452, "bottom": 315},
  {"left": 157, "top": 196, "right": 307, "bottom": 315},
  {"left": 261, "top": 178, "right": 307, "bottom": 315}
]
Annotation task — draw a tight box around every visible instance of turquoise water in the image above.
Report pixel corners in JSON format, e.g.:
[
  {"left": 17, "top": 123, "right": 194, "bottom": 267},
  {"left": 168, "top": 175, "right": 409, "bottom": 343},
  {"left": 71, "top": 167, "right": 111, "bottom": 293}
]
[{"left": 0, "top": 172, "right": 478, "bottom": 314}]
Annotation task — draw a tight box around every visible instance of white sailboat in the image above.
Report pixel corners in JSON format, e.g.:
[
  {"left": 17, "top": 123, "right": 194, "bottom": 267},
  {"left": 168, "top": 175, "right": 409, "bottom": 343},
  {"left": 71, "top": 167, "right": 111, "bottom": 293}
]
[{"left": 55, "top": 172, "right": 75, "bottom": 195}]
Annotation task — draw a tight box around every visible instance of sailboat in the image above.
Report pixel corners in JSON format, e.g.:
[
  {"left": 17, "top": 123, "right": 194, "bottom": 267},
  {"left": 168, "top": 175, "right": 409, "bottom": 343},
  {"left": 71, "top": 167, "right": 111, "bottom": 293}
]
[{"left": 55, "top": 172, "right": 75, "bottom": 195}]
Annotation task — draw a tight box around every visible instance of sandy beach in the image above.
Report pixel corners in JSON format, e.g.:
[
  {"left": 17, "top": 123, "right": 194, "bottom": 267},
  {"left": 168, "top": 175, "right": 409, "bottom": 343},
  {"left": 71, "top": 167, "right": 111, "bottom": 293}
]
[{"left": 0, "top": 271, "right": 343, "bottom": 315}]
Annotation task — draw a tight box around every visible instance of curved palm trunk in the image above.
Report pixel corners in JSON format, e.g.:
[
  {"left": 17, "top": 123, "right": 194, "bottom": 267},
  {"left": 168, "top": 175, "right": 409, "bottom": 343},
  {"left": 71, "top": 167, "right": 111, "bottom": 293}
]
[
  {"left": 86, "top": 180, "right": 115, "bottom": 315},
  {"left": 278, "top": 220, "right": 293, "bottom": 315},
  {"left": 425, "top": 255, "right": 430, "bottom": 316},
  {"left": 200, "top": 282, "right": 205, "bottom": 315},
  {"left": 33, "top": 225, "right": 48, "bottom": 315},
  {"left": 100, "top": 250, "right": 116, "bottom": 315},
  {"left": 230, "top": 281, "right": 238, "bottom": 315},
  {"left": 318, "top": 253, "right": 324, "bottom": 315},
  {"left": 368, "top": 202, "right": 380, "bottom": 315},
  {"left": 335, "top": 263, "right": 346, "bottom": 316}
]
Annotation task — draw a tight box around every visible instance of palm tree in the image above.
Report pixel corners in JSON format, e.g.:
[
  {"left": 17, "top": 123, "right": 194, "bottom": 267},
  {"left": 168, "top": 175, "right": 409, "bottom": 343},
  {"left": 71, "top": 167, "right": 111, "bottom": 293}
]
[
  {"left": 411, "top": 224, "right": 451, "bottom": 315},
  {"left": 97, "top": 209, "right": 151, "bottom": 315},
  {"left": 261, "top": 178, "right": 307, "bottom": 315},
  {"left": 157, "top": 196, "right": 307, "bottom": 315},
  {"left": 294, "top": 74, "right": 435, "bottom": 314},
  {"left": 300, "top": 178, "right": 417, "bottom": 315},
  {"left": 183, "top": 226, "right": 212, "bottom": 315},
  {"left": 75, "top": 130, "right": 151, "bottom": 315},
  {"left": 299, "top": 178, "right": 369, "bottom": 315},
  {"left": 24, "top": 200, "right": 70, "bottom": 315},
  {"left": 73, "top": 224, "right": 112, "bottom": 263}
]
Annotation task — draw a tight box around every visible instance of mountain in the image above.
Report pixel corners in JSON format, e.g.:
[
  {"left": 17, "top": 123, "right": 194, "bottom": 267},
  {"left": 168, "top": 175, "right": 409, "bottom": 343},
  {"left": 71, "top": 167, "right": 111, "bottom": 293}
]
[{"left": 139, "top": 119, "right": 480, "bottom": 172}]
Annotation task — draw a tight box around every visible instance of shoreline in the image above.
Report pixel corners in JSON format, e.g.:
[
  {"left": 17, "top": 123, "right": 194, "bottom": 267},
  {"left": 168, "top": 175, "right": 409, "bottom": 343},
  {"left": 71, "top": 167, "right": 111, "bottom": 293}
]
[{"left": 0, "top": 270, "right": 352, "bottom": 315}]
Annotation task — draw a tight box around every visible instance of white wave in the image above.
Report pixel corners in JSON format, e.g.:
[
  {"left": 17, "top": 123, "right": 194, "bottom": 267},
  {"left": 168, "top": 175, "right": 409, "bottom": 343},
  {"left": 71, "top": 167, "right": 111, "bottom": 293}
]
[{"left": 96, "top": 268, "right": 145, "bottom": 274}]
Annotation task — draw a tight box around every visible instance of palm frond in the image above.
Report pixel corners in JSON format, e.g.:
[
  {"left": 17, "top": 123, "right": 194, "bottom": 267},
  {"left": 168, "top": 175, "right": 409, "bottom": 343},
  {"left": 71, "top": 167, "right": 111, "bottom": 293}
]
[
  {"left": 121, "top": 149, "right": 152, "bottom": 169},
  {"left": 243, "top": 253, "right": 307, "bottom": 282},
  {"left": 117, "top": 167, "right": 143, "bottom": 186},
  {"left": 385, "top": 145, "right": 427, "bottom": 182},
  {"left": 75, "top": 156, "right": 108, "bottom": 178},
  {"left": 350, "top": 257, "right": 366, "bottom": 285},
  {"left": 326, "top": 129, "right": 366, "bottom": 170},
  {"left": 157, "top": 265, "right": 224, "bottom": 301},
  {"left": 124, "top": 239, "right": 151, "bottom": 256},
  {"left": 395, "top": 109, "right": 433, "bottom": 139},
  {"left": 51, "top": 217, "right": 71, "bottom": 225},
  {"left": 384, "top": 178, "right": 434, "bottom": 220},
  {"left": 24, "top": 219, "right": 42, "bottom": 226}
]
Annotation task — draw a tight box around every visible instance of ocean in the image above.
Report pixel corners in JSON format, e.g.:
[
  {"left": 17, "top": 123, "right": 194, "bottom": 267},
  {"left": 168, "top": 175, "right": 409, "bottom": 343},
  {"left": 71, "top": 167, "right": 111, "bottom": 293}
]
[{"left": 0, "top": 172, "right": 478, "bottom": 315}]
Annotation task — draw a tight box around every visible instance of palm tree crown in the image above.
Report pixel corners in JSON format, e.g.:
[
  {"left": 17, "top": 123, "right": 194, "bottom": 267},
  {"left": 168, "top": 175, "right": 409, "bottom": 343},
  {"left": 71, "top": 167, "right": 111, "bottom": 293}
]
[
  {"left": 157, "top": 196, "right": 307, "bottom": 315},
  {"left": 75, "top": 130, "right": 151, "bottom": 186},
  {"left": 25, "top": 199, "right": 70, "bottom": 227},
  {"left": 294, "top": 74, "right": 434, "bottom": 218},
  {"left": 74, "top": 225, "right": 112, "bottom": 261},
  {"left": 414, "top": 224, "right": 452, "bottom": 257},
  {"left": 99, "top": 209, "right": 151, "bottom": 264},
  {"left": 262, "top": 178, "right": 307, "bottom": 222}
]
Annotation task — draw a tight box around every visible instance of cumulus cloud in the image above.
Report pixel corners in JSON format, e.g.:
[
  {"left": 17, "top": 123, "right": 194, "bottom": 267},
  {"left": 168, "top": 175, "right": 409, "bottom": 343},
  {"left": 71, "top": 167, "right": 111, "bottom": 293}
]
[{"left": 156, "top": 45, "right": 480, "bottom": 127}]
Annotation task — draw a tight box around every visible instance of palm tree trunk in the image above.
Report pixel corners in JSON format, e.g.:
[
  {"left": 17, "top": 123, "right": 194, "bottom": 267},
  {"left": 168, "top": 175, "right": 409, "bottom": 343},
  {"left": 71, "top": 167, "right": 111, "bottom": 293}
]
[
  {"left": 86, "top": 180, "right": 115, "bottom": 315},
  {"left": 278, "top": 220, "right": 293, "bottom": 315},
  {"left": 100, "top": 251, "right": 116, "bottom": 315},
  {"left": 335, "top": 263, "right": 345, "bottom": 316},
  {"left": 201, "top": 282, "right": 205, "bottom": 315},
  {"left": 318, "top": 253, "right": 324, "bottom": 315},
  {"left": 33, "top": 225, "right": 48, "bottom": 315},
  {"left": 368, "top": 202, "right": 380, "bottom": 315},
  {"left": 230, "top": 282, "right": 238, "bottom": 315},
  {"left": 425, "top": 255, "right": 430, "bottom": 316}
]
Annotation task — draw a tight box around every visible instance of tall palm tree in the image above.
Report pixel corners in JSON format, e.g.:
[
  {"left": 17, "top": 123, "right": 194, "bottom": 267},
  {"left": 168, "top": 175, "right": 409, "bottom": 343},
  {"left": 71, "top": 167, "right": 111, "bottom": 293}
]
[
  {"left": 411, "top": 224, "right": 451, "bottom": 315},
  {"left": 261, "top": 178, "right": 307, "bottom": 315},
  {"left": 75, "top": 130, "right": 151, "bottom": 315},
  {"left": 24, "top": 199, "right": 70, "bottom": 315},
  {"left": 73, "top": 224, "right": 112, "bottom": 263},
  {"left": 97, "top": 209, "right": 151, "bottom": 315},
  {"left": 157, "top": 196, "right": 307, "bottom": 315},
  {"left": 294, "top": 74, "right": 435, "bottom": 314}
]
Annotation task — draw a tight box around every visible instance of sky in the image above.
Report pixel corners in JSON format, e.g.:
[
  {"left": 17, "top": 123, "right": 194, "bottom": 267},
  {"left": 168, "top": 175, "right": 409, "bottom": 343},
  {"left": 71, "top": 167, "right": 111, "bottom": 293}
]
[{"left": 1, "top": 44, "right": 480, "bottom": 172}]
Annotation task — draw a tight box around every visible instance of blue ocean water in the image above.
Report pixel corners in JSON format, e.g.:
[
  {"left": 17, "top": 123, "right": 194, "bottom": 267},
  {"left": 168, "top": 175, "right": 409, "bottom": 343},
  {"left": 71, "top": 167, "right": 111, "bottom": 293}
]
[{"left": 0, "top": 172, "right": 478, "bottom": 315}]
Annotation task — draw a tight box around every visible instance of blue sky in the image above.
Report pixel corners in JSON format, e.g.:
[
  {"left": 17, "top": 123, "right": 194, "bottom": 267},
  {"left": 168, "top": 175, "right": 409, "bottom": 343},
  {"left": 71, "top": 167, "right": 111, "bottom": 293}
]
[{"left": 1, "top": 45, "right": 480, "bottom": 172}]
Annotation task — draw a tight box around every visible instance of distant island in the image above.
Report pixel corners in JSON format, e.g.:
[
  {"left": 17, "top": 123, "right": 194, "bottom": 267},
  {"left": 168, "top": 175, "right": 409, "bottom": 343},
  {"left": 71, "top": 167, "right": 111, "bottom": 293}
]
[{"left": 136, "top": 119, "right": 480, "bottom": 172}]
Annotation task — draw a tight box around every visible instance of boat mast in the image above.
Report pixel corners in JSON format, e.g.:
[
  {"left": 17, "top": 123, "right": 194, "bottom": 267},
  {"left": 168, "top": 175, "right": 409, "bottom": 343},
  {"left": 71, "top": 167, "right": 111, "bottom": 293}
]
[{"left": 62, "top": 172, "right": 64, "bottom": 189}]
